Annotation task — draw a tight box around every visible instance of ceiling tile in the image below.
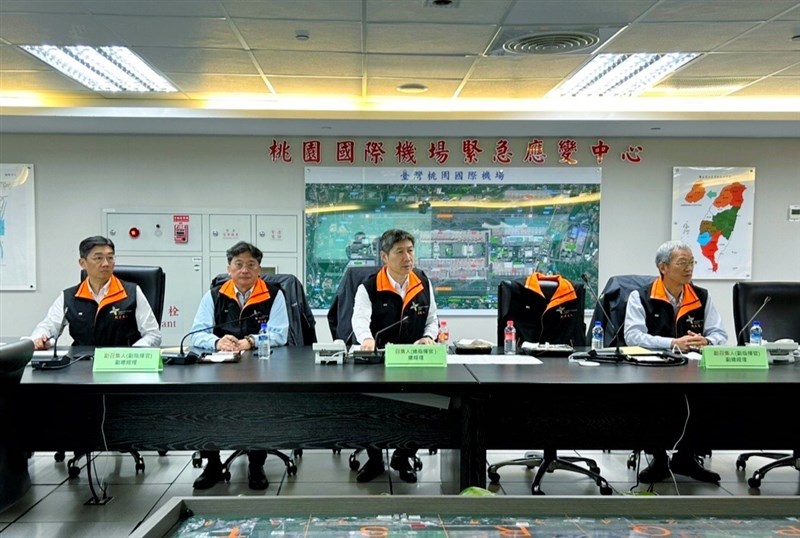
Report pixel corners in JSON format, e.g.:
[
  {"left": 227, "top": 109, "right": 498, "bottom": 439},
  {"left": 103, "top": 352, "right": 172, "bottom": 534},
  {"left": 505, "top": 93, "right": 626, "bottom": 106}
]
[
  {"left": 458, "top": 79, "right": 561, "bottom": 98},
  {"left": 642, "top": 0, "right": 800, "bottom": 22},
  {"left": 367, "top": 77, "right": 462, "bottom": 98},
  {"left": 253, "top": 50, "right": 363, "bottom": 77},
  {"left": 678, "top": 52, "right": 800, "bottom": 77},
  {"left": 503, "top": 0, "right": 656, "bottom": 25},
  {"left": 470, "top": 54, "right": 587, "bottom": 79},
  {"left": 0, "top": 70, "right": 90, "bottom": 91},
  {"left": 729, "top": 76, "right": 800, "bottom": 96},
  {"left": 779, "top": 61, "right": 800, "bottom": 75},
  {"left": 644, "top": 76, "right": 762, "bottom": 97},
  {"left": 269, "top": 76, "right": 362, "bottom": 97},
  {"left": 223, "top": 0, "right": 362, "bottom": 20},
  {"left": 366, "top": 54, "right": 473, "bottom": 79},
  {"left": 235, "top": 19, "right": 362, "bottom": 53},
  {"left": 719, "top": 20, "right": 800, "bottom": 51},
  {"left": 0, "top": 1, "right": 89, "bottom": 14},
  {"left": 366, "top": 22, "right": 496, "bottom": 55},
  {"left": 85, "top": 0, "right": 224, "bottom": 17},
  {"left": 0, "top": 13, "right": 121, "bottom": 45},
  {"left": 96, "top": 15, "right": 240, "bottom": 48},
  {"left": 165, "top": 73, "right": 269, "bottom": 93},
  {"left": 0, "top": 45, "right": 50, "bottom": 70},
  {"left": 133, "top": 47, "right": 259, "bottom": 75},
  {"left": 602, "top": 22, "right": 758, "bottom": 53},
  {"left": 367, "top": 0, "right": 511, "bottom": 24}
]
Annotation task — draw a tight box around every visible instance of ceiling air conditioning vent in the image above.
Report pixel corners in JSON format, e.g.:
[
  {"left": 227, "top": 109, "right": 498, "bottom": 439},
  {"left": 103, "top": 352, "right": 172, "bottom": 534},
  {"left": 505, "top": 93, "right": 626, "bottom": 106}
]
[{"left": 487, "top": 27, "right": 621, "bottom": 56}]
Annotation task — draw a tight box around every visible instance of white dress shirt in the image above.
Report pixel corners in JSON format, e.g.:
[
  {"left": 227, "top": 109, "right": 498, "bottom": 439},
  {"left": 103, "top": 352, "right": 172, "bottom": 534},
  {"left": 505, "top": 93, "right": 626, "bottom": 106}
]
[
  {"left": 31, "top": 280, "right": 162, "bottom": 347},
  {"left": 624, "top": 288, "right": 728, "bottom": 349},
  {"left": 351, "top": 271, "right": 439, "bottom": 345}
]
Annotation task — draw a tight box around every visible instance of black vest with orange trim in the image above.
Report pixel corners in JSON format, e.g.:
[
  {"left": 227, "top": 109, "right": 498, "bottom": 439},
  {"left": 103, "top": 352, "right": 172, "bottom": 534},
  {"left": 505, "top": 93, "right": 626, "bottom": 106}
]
[
  {"left": 637, "top": 279, "right": 708, "bottom": 339},
  {"left": 512, "top": 273, "right": 582, "bottom": 345},
  {"left": 209, "top": 279, "right": 278, "bottom": 339},
  {"left": 63, "top": 276, "right": 141, "bottom": 347},
  {"left": 363, "top": 267, "right": 431, "bottom": 347}
]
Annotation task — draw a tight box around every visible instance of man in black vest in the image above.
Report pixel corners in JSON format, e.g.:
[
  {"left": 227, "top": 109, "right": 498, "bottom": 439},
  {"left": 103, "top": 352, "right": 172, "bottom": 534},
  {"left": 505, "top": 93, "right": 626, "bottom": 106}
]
[
  {"left": 351, "top": 229, "right": 439, "bottom": 483},
  {"left": 31, "top": 236, "right": 161, "bottom": 349},
  {"left": 624, "top": 240, "right": 728, "bottom": 484},
  {"left": 189, "top": 241, "right": 289, "bottom": 491}
]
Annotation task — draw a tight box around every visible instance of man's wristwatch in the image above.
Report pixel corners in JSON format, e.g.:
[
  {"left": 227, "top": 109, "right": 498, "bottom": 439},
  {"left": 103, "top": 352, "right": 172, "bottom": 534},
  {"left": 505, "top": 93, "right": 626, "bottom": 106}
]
[{"left": 245, "top": 335, "right": 256, "bottom": 350}]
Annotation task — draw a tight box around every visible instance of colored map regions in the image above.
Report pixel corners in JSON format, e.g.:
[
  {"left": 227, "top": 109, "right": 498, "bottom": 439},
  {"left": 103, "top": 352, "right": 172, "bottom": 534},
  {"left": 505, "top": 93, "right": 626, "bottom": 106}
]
[
  {"left": 684, "top": 181, "right": 705, "bottom": 203},
  {"left": 695, "top": 182, "right": 747, "bottom": 272}
]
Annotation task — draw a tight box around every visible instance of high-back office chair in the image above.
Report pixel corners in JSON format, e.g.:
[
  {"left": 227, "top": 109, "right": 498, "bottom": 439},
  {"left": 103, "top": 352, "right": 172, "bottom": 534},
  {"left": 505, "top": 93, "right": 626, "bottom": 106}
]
[
  {"left": 488, "top": 276, "right": 612, "bottom": 495},
  {"left": 585, "top": 274, "right": 654, "bottom": 347},
  {"left": 732, "top": 281, "right": 800, "bottom": 488},
  {"left": 0, "top": 339, "right": 34, "bottom": 511},
  {"left": 56, "top": 265, "right": 167, "bottom": 477},
  {"left": 192, "top": 272, "right": 318, "bottom": 480},
  {"left": 327, "top": 266, "right": 380, "bottom": 344}
]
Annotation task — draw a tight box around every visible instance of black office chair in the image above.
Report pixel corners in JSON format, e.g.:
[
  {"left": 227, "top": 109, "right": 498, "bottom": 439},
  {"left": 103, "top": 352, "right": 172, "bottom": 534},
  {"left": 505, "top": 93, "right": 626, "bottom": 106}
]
[
  {"left": 1, "top": 339, "right": 34, "bottom": 511},
  {"left": 487, "top": 276, "right": 612, "bottom": 495},
  {"left": 732, "top": 281, "right": 800, "bottom": 488},
  {"left": 192, "top": 272, "right": 318, "bottom": 479},
  {"left": 585, "top": 274, "right": 655, "bottom": 348},
  {"left": 56, "top": 265, "right": 167, "bottom": 477}
]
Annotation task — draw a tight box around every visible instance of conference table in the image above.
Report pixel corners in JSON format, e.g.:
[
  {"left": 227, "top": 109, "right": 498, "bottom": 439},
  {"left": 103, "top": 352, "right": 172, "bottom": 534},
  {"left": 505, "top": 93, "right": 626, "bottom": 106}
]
[{"left": 15, "top": 347, "right": 800, "bottom": 492}]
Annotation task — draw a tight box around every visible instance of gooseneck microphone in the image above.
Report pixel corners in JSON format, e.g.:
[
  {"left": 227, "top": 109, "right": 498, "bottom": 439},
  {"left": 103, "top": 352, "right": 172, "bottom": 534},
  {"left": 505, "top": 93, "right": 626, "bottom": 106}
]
[
  {"left": 52, "top": 307, "right": 69, "bottom": 359},
  {"left": 580, "top": 273, "right": 626, "bottom": 361},
  {"left": 164, "top": 312, "right": 260, "bottom": 364},
  {"left": 374, "top": 315, "right": 410, "bottom": 350},
  {"left": 31, "top": 308, "right": 72, "bottom": 369},
  {"left": 735, "top": 296, "right": 771, "bottom": 345}
]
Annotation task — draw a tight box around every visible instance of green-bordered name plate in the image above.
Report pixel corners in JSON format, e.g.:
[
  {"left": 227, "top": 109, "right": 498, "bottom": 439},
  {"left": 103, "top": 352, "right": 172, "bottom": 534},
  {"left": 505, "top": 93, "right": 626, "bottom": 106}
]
[
  {"left": 700, "top": 346, "right": 768, "bottom": 369},
  {"left": 93, "top": 347, "right": 163, "bottom": 372},
  {"left": 384, "top": 344, "right": 446, "bottom": 367}
]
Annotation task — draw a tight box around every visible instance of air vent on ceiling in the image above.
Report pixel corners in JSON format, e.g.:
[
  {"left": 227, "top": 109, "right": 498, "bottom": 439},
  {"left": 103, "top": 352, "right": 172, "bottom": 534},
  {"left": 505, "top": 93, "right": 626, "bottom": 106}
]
[
  {"left": 487, "top": 26, "right": 621, "bottom": 56},
  {"left": 423, "top": 0, "right": 460, "bottom": 7}
]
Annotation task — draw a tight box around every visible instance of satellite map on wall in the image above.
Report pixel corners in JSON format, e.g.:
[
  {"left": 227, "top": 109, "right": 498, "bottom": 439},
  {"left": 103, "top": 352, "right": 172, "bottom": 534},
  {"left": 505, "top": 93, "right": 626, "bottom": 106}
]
[{"left": 305, "top": 167, "right": 601, "bottom": 310}]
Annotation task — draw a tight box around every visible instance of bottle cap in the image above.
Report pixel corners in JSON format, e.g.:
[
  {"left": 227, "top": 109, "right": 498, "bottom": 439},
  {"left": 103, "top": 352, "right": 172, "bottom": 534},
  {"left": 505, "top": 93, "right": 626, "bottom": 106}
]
[
  {"left": 594, "top": 321, "right": 602, "bottom": 326},
  {"left": 506, "top": 320, "right": 514, "bottom": 327},
  {"left": 440, "top": 320, "right": 447, "bottom": 326}
]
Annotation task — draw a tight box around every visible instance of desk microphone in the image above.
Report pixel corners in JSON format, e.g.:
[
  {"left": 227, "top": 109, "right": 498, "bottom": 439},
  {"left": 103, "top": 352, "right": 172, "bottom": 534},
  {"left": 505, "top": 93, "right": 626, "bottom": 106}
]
[
  {"left": 580, "top": 274, "right": 626, "bottom": 362},
  {"left": 164, "top": 312, "right": 260, "bottom": 365},
  {"left": 375, "top": 315, "right": 410, "bottom": 350},
  {"left": 735, "top": 295, "right": 771, "bottom": 345},
  {"left": 31, "top": 308, "right": 72, "bottom": 369},
  {"left": 350, "top": 315, "right": 409, "bottom": 363}
]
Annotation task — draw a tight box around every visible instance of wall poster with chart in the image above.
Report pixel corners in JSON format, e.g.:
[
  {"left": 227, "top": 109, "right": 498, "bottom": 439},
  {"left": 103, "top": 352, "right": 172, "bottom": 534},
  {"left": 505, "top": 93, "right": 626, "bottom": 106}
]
[
  {"left": 672, "top": 166, "right": 755, "bottom": 279},
  {"left": 305, "top": 167, "right": 602, "bottom": 311},
  {"left": 0, "top": 164, "right": 36, "bottom": 290}
]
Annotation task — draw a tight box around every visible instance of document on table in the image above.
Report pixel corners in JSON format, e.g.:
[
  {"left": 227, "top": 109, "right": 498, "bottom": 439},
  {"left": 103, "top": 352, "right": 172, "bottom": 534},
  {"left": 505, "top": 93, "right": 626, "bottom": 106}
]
[{"left": 447, "top": 354, "right": 542, "bottom": 365}]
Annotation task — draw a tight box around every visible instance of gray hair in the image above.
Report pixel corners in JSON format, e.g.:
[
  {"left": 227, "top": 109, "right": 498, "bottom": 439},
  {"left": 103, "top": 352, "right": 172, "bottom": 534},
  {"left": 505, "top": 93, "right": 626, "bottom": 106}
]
[
  {"left": 378, "top": 229, "right": 415, "bottom": 254},
  {"left": 655, "top": 240, "right": 692, "bottom": 267}
]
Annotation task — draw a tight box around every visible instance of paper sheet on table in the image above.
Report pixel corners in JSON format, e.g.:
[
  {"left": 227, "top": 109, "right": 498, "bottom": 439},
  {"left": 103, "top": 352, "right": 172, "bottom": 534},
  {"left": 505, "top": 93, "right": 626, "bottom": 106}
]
[
  {"left": 617, "top": 346, "right": 660, "bottom": 355},
  {"left": 447, "top": 354, "right": 542, "bottom": 365},
  {"left": 198, "top": 352, "right": 240, "bottom": 363}
]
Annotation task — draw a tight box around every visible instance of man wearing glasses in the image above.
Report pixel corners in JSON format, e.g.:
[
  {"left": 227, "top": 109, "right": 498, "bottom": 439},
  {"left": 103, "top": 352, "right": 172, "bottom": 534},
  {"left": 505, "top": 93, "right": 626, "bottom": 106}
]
[
  {"left": 189, "top": 241, "right": 288, "bottom": 491},
  {"left": 624, "top": 239, "right": 727, "bottom": 485},
  {"left": 30, "top": 236, "right": 161, "bottom": 350}
]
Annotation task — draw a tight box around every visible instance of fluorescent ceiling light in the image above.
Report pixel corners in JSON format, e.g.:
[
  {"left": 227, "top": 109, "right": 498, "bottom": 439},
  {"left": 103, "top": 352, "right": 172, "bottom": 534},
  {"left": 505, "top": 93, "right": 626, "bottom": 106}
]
[
  {"left": 20, "top": 45, "right": 176, "bottom": 93},
  {"left": 549, "top": 52, "right": 699, "bottom": 97}
]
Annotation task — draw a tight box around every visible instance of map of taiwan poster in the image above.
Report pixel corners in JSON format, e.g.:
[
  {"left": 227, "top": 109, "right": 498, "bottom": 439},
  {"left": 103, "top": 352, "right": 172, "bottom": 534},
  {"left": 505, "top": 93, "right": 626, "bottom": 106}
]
[{"left": 672, "top": 167, "right": 755, "bottom": 279}]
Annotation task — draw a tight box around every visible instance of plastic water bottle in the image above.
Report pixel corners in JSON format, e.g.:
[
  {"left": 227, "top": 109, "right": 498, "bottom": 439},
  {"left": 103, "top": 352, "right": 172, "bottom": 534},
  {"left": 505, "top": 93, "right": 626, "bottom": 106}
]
[
  {"left": 504, "top": 320, "right": 517, "bottom": 355},
  {"left": 438, "top": 320, "right": 450, "bottom": 345},
  {"left": 591, "top": 321, "right": 604, "bottom": 351},
  {"left": 749, "top": 320, "right": 763, "bottom": 345},
  {"left": 258, "top": 322, "right": 271, "bottom": 359}
]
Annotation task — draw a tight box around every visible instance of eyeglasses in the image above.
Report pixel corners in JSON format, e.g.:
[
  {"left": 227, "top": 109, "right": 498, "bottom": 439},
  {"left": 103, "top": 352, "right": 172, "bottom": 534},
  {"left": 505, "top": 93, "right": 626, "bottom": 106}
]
[
  {"left": 85, "top": 255, "right": 115, "bottom": 264},
  {"left": 231, "top": 261, "right": 260, "bottom": 271},
  {"left": 672, "top": 258, "right": 697, "bottom": 268}
]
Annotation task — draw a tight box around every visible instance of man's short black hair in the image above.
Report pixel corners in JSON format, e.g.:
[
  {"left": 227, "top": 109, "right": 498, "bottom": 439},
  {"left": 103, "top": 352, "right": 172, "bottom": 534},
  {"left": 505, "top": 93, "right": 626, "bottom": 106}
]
[
  {"left": 378, "top": 229, "right": 415, "bottom": 254},
  {"left": 79, "top": 236, "right": 115, "bottom": 259},
  {"left": 226, "top": 241, "right": 263, "bottom": 264}
]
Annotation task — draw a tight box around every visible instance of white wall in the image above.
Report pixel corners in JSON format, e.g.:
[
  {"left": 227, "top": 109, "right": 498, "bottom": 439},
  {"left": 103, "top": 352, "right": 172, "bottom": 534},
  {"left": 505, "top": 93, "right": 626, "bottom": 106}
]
[{"left": 1, "top": 134, "right": 798, "bottom": 343}]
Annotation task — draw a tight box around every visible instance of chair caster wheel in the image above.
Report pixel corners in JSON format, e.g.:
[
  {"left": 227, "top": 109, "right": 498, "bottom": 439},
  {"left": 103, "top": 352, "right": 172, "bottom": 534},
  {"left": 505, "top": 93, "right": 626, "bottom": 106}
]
[
  {"left": 748, "top": 475, "right": 761, "bottom": 489},
  {"left": 736, "top": 458, "right": 746, "bottom": 471},
  {"left": 223, "top": 471, "right": 231, "bottom": 482},
  {"left": 487, "top": 471, "right": 500, "bottom": 484},
  {"left": 429, "top": 449, "right": 437, "bottom": 455},
  {"left": 531, "top": 487, "right": 545, "bottom": 495},
  {"left": 287, "top": 463, "right": 298, "bottom": 476},
  {"left": 413, "top": 458, "right": 423, "bottom": 471},
  {"left": 600, "top": 485, "right": 613, "bottom": 495},
  {"left": 293, "top": 449, "right": 303, "bottom": 458},
  {"left": 590, "top": 466, "right": 601, "bottom": 474},
  {"left": 68, "top": 465, "right": 81, "bottom": 479},
  {"left": 135, "top": 461, "right": 145, "bottom": 473},
  {"left": 192, "top": 452, "right": 203, "bottom": 468},
  {"left": 157, "top": 450, "right": 168, "bottom": 457},
  {"left": 54, "top": 452, "right": 65, "bottom": 463},
  {"left": 332, "top": 449, "right": 341, "bottom": 455},
  {"left": 349, "top": 455, "right": 360, "bottom": 471}
]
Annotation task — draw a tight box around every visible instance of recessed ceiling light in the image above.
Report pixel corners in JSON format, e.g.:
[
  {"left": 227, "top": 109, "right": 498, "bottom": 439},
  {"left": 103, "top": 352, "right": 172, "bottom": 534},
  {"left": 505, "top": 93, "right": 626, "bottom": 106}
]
[
  {"left": 396, "top": 83, "right": 429, "bottom": 94},
  {"left": 295, "top": 30, "right": 310, "bottom": 41},
  {"left": 20, "top": 45, "right": 176, "bottom": 92}
]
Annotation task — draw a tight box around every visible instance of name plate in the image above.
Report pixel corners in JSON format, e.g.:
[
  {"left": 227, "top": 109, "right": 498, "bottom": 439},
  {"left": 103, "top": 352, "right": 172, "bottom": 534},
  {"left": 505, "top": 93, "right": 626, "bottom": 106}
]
[
  {"left": 93, "top": 347, "right": 163, "bottom": 372},
  {"left": 700, "top": 346, "right": 768, "bottom": 369},
  {"left": 384, "top": 344, "right": 446, "bottom": 367}
]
